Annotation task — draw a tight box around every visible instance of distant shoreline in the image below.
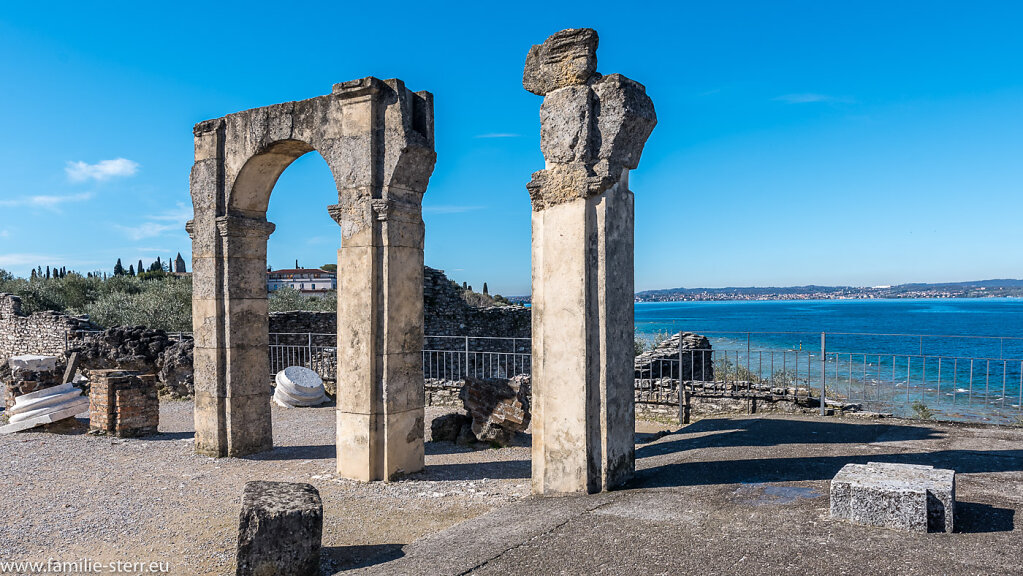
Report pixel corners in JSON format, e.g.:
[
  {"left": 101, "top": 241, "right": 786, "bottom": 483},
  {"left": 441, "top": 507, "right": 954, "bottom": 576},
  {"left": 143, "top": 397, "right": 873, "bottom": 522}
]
[
  {"left": 634, "top": 294, "right": 1023, "bottom": 303},
  {"left": 506, "top": 294, "right": 1023, "bottom": 305}
]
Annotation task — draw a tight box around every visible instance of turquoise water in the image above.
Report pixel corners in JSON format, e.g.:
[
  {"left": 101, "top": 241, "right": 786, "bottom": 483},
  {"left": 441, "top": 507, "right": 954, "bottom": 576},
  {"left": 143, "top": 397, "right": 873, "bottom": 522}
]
[{"left": 634, "top": 299, "right": 1023, "bottom": 424}]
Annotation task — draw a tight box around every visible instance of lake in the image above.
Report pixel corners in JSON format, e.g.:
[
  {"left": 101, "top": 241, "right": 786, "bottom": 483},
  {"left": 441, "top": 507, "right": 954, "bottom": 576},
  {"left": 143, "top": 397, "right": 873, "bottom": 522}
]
[{"left": 634, "top": 298, "right": 1023, "bottom": 424}]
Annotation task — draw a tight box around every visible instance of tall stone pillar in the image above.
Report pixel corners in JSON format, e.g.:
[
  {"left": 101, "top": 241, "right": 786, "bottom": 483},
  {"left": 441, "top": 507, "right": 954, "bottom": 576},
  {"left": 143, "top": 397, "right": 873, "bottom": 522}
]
[
  {"left": 190, "top": 160, "right": 277, "bottom": 456},
  {"left": 524, "top": 28, "right": 656, "bottom": 495},
  {"left": 331, "top": 198, "right": 426, "bottom": 482},
  {"left": 328, "top": 79, "right": 433, "bottom": 482}
]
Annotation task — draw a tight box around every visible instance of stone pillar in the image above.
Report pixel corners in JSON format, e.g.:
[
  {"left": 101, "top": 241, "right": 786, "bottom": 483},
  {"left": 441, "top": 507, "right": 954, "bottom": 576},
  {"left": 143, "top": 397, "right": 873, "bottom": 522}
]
[
  {"left": 191, "top": 184, "right": 277, "bottom": 456},
  {"left": 331, "top": 198, "right": 426, "bottom": 481},
  {"left": 524, "top": 28, "right": 656, "bottom": 495}
]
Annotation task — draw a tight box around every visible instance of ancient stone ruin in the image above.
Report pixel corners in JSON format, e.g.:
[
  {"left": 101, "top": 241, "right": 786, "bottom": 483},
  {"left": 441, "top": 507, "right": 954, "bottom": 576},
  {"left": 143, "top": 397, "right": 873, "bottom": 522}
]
[
  {"left": 831, "top": 462, "right": 956, "bottom": 533},
  {"left": 88, "top": 370, "right": 160, "bottom": 437},
  {"left": 0, "top": 354, "right": 88, "bottom": 434},
  {"left": 187, "top": 77, "right": 435, "bottom": 483},
  {"left": 66, "top": 326, "right": 194, "bottom": 398},
  {"left": 429, "top": 375, "right": 531, "bottom": 446},
  {"left": 524, "top": 28, "right": 656, "bottom": 494},
  {"left": 236, "top": 481, "right": 323, "bottom": 576}
]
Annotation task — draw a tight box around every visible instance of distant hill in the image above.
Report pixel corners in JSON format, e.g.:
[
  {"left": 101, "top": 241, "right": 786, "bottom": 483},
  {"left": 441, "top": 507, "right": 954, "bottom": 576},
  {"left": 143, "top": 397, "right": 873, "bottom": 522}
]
[{"left": 635, "top": 279, "right": 1023, "bottom": 302}]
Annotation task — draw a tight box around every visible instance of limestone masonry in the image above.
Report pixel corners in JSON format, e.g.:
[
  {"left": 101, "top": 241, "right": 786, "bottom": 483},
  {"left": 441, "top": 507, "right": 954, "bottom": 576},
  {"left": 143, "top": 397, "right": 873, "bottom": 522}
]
[
  {"left": 0, "top": 294, "right": 94, "bottom": 368},
  {"left": 188, "top": 77, "right": 436, "bottom": 484},
  {"left": 526, "top": 28, "right": 656, "bottom": 495}
]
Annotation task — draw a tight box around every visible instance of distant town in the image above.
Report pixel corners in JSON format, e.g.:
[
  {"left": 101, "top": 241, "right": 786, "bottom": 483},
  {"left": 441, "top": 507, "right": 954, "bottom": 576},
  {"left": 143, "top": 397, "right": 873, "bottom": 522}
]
[{"left": 633, "top": 279, "right": 1023, "bottom": 302}]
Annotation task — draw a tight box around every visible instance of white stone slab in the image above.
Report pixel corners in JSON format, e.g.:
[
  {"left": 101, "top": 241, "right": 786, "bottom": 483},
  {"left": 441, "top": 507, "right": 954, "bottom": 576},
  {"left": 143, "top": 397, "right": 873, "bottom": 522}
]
[
  {"left": 8, "top": 354, "right": 58, "bottom": 373},
  {"left": 0, "top": 396, "right": 88, "bottom": 434},
  {"left": 7, "top": 385, "right": 81, "bottom": 419}
]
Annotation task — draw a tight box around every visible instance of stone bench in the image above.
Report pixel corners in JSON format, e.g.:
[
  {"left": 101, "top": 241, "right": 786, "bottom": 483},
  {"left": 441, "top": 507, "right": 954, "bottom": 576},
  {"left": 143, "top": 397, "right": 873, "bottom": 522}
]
[
  {"left": 830, "top": 462, "right": 955, "bottom": 533},
  {"left": 236, "top": 481, "right": 322, "bottom": 576}
]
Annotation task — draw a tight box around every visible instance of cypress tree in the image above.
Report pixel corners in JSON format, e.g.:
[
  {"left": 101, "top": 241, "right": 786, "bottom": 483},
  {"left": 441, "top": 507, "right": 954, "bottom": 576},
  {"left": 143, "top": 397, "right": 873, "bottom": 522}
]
[
  {"left": 114, "top": 259, "right": 124, "bottom": 276},
  {"left": 46, "top": 266, "right": 50, "bottom": 279},
  {"left": 137, "top": 260, "right": 144, "bottom": 276},
  {"left": 129, "top": 264, "right": 135, "bottom": 276},
  {"left": 483, "top": 282, "right": 489, "bottom": 296}
]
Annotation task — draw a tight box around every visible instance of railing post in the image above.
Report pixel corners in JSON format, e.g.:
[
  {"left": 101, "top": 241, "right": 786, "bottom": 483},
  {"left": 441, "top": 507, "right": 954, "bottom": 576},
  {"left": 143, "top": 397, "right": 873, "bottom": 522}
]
[
  {"left": 820, "top": 332, "right": 827, "bottom": 416},
  {"left": 464, "top": 336, "right": 470, "bottom": 380},
  {"left": 677, "top": 331, "right": 684, "bottom": 413},
  {"left": 308, "top": 332, "right": 313, "bottom": 369}
]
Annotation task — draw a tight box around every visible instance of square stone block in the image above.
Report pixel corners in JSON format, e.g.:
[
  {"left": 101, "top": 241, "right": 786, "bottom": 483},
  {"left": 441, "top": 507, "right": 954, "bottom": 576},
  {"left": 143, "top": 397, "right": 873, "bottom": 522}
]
[
  {"left": 236, "top": 481, "right": 322, "bottom": 576},
  {"left": 830, "top": 462, "right": 955, "bottom": 533}
]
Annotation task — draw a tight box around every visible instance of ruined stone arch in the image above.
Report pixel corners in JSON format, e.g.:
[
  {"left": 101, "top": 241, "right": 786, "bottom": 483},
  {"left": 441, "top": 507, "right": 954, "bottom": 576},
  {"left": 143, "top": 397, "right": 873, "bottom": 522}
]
[{"left": 186, "top": 77, "right": 436, "bottom": 481}]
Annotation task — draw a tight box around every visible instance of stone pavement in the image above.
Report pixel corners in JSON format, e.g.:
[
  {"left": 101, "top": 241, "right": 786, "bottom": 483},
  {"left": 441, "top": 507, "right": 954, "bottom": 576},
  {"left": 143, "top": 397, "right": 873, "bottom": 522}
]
[{"left": 348, "top": 415, "right": 1023, "bottom": 575}]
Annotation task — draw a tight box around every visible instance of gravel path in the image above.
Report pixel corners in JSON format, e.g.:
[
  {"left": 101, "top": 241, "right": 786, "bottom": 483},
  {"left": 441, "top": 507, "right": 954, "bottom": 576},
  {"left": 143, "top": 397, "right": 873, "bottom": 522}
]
[{"left": 0, "top": 400, "right": 606, "bottom": 575}]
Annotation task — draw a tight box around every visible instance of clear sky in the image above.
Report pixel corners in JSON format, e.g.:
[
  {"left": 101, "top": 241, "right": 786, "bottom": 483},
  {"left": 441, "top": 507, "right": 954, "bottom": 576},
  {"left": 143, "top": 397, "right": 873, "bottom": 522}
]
[{"left": 1, "top": 1, "right": 1021, "bottom": 295}]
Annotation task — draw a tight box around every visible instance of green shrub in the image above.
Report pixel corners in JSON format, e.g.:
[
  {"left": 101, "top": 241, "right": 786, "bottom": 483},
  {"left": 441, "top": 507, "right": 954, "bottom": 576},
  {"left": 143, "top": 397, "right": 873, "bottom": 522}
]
[
  {"left": 268, "top": 286, "right": 336, "bottom": 313},
  {"left": 911, "top": 401, "right": 935, "bottom": 420}
]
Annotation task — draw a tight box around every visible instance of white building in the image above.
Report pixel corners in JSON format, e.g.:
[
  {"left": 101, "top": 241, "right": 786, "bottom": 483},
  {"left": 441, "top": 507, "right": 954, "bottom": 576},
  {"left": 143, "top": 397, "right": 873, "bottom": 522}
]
[{"left": 266, "top": 268, "right": 336, "bottom": 293}]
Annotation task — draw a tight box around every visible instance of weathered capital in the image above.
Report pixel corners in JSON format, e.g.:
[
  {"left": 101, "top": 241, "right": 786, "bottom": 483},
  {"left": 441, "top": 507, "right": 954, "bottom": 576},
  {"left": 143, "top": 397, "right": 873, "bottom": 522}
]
[
  {"left": 184, "top": 219, "right": 195, "bottom": 240},
  {"left": 525, "top": 29, "right": 656, "bottom": 212},
  {"left": 215, "top": 215, "right": 276, "bottom": 239},
  {"left": 332, "top": 76, "right": 385, "bottom": 100}
]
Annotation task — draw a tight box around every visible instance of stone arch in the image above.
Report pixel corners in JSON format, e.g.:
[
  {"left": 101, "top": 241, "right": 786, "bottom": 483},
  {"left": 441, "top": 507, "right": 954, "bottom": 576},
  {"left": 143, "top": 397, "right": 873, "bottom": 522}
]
[{"left": 186, "top": 77, "right": 436, "bottom": 481}]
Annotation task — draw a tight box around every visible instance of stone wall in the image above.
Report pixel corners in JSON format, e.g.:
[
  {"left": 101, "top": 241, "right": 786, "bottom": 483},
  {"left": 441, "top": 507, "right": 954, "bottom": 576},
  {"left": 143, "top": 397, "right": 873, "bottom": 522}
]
[
  {"left": 634, "top": 379, "right": 822, "bottom": 422},
  {"left": 267, "top": 267, "right": 530, "bottom": 343},
  {"left": 66, "top": 327, "right": 194, "bottom": 398},
  {"left": 423, "top": 268, "right": 530, "bottom": 339},
  {"left": 0, "top": 294, "right": 95, "bottom": 367},
  {"left": 427, "top": 376, "right": 824, "bottom": 423}
]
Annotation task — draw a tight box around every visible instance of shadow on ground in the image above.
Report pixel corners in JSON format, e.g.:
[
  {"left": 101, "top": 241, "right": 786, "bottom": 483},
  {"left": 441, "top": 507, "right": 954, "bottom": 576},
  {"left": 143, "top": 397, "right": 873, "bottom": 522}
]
[
  {"left": 633, "top": 418, "right": 1023, "bottom": 489},
  {"left": 149, "top": 430, "right": 194, "bottom": 441},
  {"left": 244, "top": 444, "right": 335, "bottom": 461},
  {"left": 956, "top": 502, "right": 1016, "bottom": 533},
  {"left": 322, "top": 543, "right": 404, "bottom": 572},
  {"left": 637, "top": 417, "right": 942, "bottom": 456}
]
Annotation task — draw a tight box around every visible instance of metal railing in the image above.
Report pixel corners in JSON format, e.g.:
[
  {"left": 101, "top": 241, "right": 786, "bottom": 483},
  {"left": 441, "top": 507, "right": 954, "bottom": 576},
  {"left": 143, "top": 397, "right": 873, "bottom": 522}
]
[
  {"left": 268, "top": 332, "right": 336, "bottom": 381},
  {"left": 266, "top": 334, "right": 532, "bottom": 383},
  {"left": 639, "top": 331, "right": 1023, "bottom": 425},
  {"left": 66, "top": 326, "right": 1021, "bottom": 425},
  {"left": 422, "top": 335, "right": 532, "bottom": 381}
]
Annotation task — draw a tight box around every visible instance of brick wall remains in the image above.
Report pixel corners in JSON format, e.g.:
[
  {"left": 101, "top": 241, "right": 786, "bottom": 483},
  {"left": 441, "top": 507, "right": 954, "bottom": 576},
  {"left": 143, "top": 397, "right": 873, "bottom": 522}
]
[{"left": 89, "top": 370, "right": 159, "bottom": 437}]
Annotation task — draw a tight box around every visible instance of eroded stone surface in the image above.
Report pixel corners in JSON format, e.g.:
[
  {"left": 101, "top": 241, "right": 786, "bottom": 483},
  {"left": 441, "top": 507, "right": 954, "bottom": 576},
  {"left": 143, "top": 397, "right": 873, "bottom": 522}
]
[
  {"left": 273, "top": 367, "right": 329, "bottom": 408},
  {"left": 9, "top": 354, "right": 57, "bottom": 374},
  {"left": 459, "top": 375, "right": 531, "bottom": 446},
  {"left": 429, "top": 412, "right": 472, "bottom": 442},
  {"left": 236, "top": 481, "right": 322, "bottom": 576},
  {"left": 830, "top": 462, "right": 955, "bottom": 533},
  {"left": 523, "top": 28, "right": 599, "bottom": 96},
  {"left": 525, "top": 29, "right": 654, "bottom": 495},
  {"left": 525, "top": 38, "right": 656, "bottom": 212},
  {"left": 189, "top": 79, "right": 434, "bottom": 479}
]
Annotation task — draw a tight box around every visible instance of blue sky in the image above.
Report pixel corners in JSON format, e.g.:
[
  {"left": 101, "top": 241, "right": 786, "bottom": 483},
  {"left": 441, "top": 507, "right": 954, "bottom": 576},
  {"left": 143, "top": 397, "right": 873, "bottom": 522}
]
[{"left": 1, "top": 1, "right": 1021, "bottom": 295}]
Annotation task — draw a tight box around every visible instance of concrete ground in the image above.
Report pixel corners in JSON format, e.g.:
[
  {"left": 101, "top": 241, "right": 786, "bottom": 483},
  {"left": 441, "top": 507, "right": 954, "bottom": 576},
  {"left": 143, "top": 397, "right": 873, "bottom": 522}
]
[
  {"left": 1, "top": 402, "right": 1020, "bottom": 575},
  {"left": 358, "top": 415, "right": 1023, "bottom": 576}
]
